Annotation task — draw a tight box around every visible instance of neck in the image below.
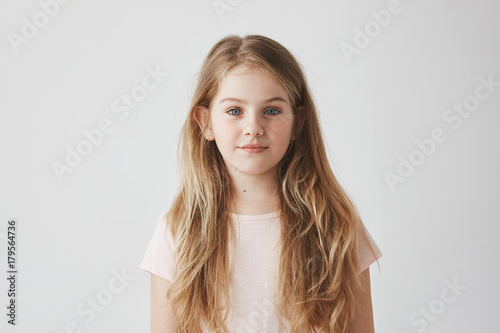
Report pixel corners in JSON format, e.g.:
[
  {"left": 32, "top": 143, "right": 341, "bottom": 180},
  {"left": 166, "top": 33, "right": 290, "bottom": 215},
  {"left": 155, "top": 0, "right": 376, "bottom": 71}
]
[{"left": 228, "top": 170, "right": 280, "bottom": 216}]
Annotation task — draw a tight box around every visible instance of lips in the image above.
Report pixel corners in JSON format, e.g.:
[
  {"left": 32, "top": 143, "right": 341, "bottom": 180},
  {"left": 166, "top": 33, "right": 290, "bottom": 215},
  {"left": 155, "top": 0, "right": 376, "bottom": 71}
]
[
  {"left": 239, "top": 143, "right": 267, "bottom": 153},
  {"left": 240, "top": 143, "right": 267, "bottom": 148}
]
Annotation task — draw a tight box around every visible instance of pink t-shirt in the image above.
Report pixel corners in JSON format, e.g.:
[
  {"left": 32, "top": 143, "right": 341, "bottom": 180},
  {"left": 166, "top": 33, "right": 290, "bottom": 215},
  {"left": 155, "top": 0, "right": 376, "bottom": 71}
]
[{"left": 140, "top": 210, "right": 382, "bottom": 333}]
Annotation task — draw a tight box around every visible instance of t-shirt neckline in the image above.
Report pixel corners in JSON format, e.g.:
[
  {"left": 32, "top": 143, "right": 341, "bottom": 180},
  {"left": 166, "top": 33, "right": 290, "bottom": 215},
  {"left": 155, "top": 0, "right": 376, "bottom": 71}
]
[{"left": 230, "top": 210, "right": 281, "bottom": 221}]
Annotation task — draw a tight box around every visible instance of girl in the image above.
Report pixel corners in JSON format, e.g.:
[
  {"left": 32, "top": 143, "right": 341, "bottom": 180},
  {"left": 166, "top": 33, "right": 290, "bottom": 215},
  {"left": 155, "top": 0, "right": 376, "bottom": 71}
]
[{"left": 140, "top": 34, "right": 382, "bottom": 333}]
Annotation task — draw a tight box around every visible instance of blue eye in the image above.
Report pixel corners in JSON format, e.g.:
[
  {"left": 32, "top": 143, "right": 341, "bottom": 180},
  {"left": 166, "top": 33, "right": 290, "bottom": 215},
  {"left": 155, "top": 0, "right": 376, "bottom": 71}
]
[
  {"left": 226, "top": 108, "right": 281, "bottom": 116},
  {"left": 227, "top": 108, "right": 242, "bottom": 115},
  {"left": 265, "top": 108, "right": 281, "bottom": 115}
]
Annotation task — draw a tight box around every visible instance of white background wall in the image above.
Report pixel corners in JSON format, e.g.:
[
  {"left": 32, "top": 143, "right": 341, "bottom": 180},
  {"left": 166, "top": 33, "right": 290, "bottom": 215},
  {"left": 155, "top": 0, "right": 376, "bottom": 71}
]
[{"left": 1, "top": 0, "right": 499, "bottom": 332}]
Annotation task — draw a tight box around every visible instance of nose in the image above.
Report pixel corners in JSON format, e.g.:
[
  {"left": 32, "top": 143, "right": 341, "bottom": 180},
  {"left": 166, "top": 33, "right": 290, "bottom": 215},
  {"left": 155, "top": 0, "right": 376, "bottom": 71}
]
[{"left": 244, "top": 111, "right": 264, "bottom": 137}]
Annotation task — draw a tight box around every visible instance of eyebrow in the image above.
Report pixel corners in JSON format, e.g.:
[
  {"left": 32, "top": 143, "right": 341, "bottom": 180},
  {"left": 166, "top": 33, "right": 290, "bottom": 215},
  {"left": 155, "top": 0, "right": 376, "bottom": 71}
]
[{"left": 218, "top": 96, "right": 288, "bottom": 104}]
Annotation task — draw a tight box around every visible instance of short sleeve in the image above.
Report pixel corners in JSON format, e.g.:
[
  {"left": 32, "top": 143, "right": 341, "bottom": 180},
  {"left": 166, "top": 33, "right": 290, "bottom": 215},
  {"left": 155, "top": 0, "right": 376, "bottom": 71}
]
[
  {"left": 357, "top": 222, "right": 383, "bottom": 275},
  {"left": 139, "top": 212, "right": 176, "bottom": 282}
]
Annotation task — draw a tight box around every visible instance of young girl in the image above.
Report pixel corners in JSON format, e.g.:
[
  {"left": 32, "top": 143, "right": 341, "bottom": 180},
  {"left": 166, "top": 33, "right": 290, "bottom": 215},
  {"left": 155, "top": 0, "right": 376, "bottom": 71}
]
[{"left": 140, "top": 34, "right": 382, "bottom": 333}]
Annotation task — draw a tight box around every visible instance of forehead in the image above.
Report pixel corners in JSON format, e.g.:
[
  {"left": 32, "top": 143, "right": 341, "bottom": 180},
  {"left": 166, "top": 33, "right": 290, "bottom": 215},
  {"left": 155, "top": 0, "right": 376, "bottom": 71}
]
[{"left": 215, "top": 64, "right": 290, "bottom": 104}]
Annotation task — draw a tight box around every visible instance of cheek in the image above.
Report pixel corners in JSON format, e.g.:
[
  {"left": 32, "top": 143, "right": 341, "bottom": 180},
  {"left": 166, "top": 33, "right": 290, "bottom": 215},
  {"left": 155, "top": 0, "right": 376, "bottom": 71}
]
[
  {"left": 268, "top": 120, "right": 294, "bottom": 140},
  {"left": 213, "top": 119, "right": 237, "bottom": 143},
  {"left": 212, "top": 117, "right": 229, "bottom": 135}
]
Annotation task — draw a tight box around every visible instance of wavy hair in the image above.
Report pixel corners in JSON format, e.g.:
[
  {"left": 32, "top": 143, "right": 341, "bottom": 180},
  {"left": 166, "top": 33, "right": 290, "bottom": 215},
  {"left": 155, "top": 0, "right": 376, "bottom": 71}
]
[{"left": 163, "top": 34, "right": 380, "bottom": 332}]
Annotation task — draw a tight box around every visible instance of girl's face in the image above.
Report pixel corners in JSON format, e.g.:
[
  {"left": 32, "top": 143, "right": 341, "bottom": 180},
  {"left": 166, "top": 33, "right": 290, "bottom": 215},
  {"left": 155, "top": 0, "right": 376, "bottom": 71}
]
[{"left": 196, "top": 64, "right": 297, "bottom": 179}]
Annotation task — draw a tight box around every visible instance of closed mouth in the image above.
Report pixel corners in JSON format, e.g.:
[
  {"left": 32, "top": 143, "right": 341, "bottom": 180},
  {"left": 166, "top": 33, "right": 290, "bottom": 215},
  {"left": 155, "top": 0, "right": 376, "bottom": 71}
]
[
  {"left": 239, "top": 146, "right": 267, "bottom": 153},
  {"left": 239, "top": 144, "right": 267, "bottom": 148}
]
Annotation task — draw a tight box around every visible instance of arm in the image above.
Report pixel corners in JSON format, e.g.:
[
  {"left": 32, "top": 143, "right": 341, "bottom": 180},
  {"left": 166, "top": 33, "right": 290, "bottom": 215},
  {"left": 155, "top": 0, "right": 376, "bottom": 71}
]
[
  {"left": 346, "top": 268, "right": 376, "bottom": 333},
  {"left": 151, "top": 273, "right": 177, "bottom": 333}
]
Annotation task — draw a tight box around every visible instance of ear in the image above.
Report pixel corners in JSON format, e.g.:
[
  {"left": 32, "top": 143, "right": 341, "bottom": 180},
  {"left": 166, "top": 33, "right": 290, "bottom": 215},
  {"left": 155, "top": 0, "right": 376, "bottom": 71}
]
[
  {"left": 193, "top": 106, "right": 215, "bottom": 141},
  {"left": 292, "top": 105, "right": 307, "bottom": 140}
]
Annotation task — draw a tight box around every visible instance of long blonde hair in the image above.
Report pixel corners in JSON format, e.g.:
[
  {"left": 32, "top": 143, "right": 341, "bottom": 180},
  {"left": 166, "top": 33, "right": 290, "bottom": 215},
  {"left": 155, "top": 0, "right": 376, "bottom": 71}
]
[{"left": 164, "top": 34, "right": 380, "bottom": 332}]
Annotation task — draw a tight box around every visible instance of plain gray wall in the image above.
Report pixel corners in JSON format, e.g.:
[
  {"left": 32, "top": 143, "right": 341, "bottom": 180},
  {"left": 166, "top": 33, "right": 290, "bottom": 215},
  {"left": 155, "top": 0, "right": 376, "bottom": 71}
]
[{"left": 1, "top": 0, "right": 499, "bottom": 332}]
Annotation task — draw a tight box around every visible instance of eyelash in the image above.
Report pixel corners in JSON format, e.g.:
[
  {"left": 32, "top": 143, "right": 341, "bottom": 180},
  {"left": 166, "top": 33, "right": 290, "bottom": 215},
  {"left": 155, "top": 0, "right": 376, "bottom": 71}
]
[{"left": 226, "top": 108, "right": 281, "bottom": 116}]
